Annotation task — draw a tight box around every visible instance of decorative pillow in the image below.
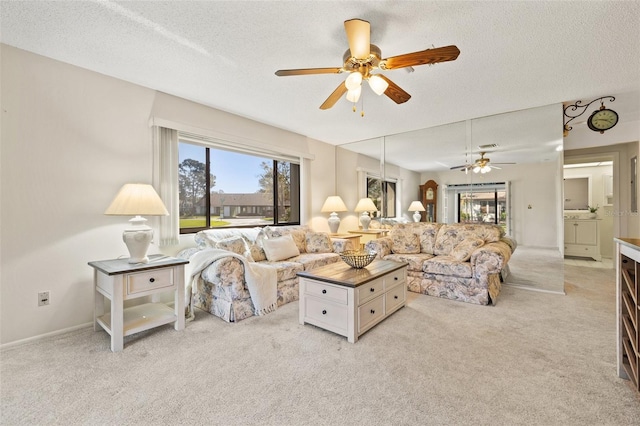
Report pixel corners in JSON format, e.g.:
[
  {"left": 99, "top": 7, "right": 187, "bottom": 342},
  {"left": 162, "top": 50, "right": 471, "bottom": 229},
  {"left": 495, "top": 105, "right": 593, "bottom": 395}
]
[
  {"left": 194, "top": 231, "right": 213, "bottom": 249},
  {"left": 305, "top": 232, "right": 333, "bottom": 253},
  {"left": 262, "top": 234, "right": 300, "bottom": 261},
  {"left": 216, "top": 236, "right": 254, "bottom": 262},
  {"left": 450, "top": 238, "right": 485, "bottom": 262},
  {"left": 194, "top": 228, "right": 260, "bottom": 249},
  {"left": 249, "top": 228, "right": 268, "bottom": 262},
  {"left": 391, "top": 230, "right": 420, "bottom": 254},
  {"left": 249, "top": 243, "right": 266, "bottom": 262},
  {"left": 264, "top": 226, "right": 308, "bottom": 253}
]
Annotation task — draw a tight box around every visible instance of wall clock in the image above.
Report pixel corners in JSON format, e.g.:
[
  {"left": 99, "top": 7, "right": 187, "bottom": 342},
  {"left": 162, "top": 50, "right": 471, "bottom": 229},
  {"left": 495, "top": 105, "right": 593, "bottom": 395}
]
[{"left": 587, "top": 107, "right": 618, "bottom": 134}]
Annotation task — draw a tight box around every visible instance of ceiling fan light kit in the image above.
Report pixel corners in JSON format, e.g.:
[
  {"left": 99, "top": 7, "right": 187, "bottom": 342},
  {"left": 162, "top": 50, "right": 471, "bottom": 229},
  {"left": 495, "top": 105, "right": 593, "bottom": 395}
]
[
  {"left": 346, "top": 85, "right": 361, "bottom": 103},
  {"left": 345, "top": 71, "right": 363, "bottom": 90},
  {"left": 451, "top": 152, "right": 515, "bottom": 174},
  {"left": 275, "top": 18, "right": 460, "bottom": 113}
]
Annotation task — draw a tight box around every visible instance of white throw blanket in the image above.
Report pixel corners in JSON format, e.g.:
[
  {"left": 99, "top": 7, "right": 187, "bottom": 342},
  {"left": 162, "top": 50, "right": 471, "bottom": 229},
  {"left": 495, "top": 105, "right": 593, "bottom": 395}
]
[{"left": 185, "top": 249, "right": 278, "bottom": 321}]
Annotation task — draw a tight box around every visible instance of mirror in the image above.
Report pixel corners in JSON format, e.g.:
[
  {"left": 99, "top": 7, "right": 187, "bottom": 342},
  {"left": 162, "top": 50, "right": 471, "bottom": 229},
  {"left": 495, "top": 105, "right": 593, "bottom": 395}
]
[
  {"left": 337, "top": 103, "right": 565, "bottom": 294},
  {"left": 564, "top": 177, "right": 590, "bottom": 210}
]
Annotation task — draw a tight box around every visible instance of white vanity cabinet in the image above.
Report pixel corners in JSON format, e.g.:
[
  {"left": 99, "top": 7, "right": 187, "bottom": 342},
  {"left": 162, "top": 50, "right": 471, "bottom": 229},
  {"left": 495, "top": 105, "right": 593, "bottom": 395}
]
[{"left": 564, "top": 219, "right": 601, "bottom": 261}]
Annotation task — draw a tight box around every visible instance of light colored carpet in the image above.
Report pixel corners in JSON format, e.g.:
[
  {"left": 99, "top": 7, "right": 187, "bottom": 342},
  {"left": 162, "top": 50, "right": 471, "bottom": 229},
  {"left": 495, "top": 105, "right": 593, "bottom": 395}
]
[
  {"left": 505, "top": 246, "right": 565, "bottom": 294},
  {"left": 2, "top": 265, "right": 639, "bottom": 425}
]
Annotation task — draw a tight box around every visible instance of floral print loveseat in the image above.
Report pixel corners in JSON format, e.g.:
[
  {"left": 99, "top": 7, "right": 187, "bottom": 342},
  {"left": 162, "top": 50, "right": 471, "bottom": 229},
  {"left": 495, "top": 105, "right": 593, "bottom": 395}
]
[
  {"left": 179, "top": 226, "right": 350, "bottom": 322},
  {"left": 365, "top": 223, "right": 516, "bottom": 305}
]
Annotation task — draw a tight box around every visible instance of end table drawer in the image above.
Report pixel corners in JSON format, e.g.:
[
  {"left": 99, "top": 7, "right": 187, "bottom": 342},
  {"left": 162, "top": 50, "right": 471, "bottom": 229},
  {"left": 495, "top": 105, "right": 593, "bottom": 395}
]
[{"left": 127, "top": 269, "right": 174, "bottom": 295}]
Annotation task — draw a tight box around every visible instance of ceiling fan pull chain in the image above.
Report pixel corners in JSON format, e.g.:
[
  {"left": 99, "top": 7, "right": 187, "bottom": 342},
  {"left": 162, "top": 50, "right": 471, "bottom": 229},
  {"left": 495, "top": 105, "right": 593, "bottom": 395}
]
[{"left": 361, "top": 95, "right": 365, "bottom": 117}]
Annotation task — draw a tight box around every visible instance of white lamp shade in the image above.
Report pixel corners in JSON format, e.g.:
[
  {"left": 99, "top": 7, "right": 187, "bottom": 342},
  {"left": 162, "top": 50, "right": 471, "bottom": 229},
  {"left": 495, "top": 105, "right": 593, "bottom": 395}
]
[
  {"left": 368, "top": 74, "right": 389, "bottom": 96},
  {"left": 354, "top": 198, "right": 377, "bottom": 213},
  {"left": 105, "top": 184, "right": 169, "bottom": 216},
  {"left": 346, "top": 86, "right": 362, "bottom": 103},
  {"left": 345, "top": 71, "right": 363, "bottom": 90},
  {"left": 321, "top": 196, "right": 348, "bottom": 213},
  {"left": 408, "top": 201, "right": 426, "bottom": 212}
]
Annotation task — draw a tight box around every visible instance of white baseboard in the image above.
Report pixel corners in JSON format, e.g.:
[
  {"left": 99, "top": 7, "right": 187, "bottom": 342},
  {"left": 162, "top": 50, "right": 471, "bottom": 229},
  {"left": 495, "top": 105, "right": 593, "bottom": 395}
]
[{"left": 0, "top": 322, "right": 93, "bottom": 350}]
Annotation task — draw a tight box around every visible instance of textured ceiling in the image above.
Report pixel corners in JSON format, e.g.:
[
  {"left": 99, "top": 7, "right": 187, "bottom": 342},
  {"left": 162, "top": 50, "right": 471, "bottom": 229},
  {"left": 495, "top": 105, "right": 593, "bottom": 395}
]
[{"left": 1, "top": 1, "right": 639, "bottom": 154}]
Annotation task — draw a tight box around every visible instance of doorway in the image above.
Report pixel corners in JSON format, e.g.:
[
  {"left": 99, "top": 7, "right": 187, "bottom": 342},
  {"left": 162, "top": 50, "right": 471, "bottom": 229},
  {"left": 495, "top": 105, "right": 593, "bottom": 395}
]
[{"left": 563, "top": 153, "right": 618, "bottom": 263}]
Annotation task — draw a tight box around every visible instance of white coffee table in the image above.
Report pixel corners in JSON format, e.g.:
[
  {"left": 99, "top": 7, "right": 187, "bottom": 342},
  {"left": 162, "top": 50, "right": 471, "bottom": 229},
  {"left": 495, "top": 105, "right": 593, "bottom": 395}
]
[{"left": 297, "top": 260, "right": 407, "bottom": 343}]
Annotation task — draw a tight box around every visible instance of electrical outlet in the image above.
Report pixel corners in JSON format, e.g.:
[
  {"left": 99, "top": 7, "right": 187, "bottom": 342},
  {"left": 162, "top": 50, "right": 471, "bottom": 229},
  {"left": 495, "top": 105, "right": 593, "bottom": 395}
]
[{"left": 38, "top": 291, "right": 50, "bottom": 306}]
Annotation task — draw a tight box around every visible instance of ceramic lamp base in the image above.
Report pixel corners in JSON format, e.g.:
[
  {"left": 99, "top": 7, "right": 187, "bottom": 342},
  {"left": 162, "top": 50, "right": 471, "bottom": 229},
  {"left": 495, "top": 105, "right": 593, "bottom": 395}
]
[
  {"left": 327, "top": 212, "right": 341, "bottom": 233},
  {"left": 413, "top": 212, "right": 422, "bottom": 222},
  {"left": 360, "top": 212, "right": 371, "bottom": 231},
  {"left": 123, "top": 216, "right": 153, "bottom": 263}
]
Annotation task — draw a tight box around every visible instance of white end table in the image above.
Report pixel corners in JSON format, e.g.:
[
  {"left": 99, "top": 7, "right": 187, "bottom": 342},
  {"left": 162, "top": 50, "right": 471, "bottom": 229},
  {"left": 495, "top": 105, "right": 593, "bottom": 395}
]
[{"left": 88, "top": 255, "right": 188, "bottom": 352}]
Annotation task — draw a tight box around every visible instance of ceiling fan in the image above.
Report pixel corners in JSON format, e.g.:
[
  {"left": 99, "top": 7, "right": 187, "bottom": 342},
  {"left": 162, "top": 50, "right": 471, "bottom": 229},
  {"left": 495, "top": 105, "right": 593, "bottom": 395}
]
[
  {"left": 450, "top": 152, "right": 516, "bottom": 174},
  {"left": 275, "top": 19, "right": 460, "bottom": 110}
]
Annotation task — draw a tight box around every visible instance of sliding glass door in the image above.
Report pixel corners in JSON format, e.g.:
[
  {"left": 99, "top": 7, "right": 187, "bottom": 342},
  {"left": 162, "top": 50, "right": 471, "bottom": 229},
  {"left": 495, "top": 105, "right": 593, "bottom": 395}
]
[{"left": 445, "top": 182, "right": 509, "bottom": 234}]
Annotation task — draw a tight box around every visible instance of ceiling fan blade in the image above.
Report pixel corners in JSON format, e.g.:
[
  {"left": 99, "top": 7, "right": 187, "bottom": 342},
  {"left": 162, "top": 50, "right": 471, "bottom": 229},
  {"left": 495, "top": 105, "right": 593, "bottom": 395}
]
[
  {"left": 493, "top": 162, "right": 516, "bottom": 165},
  {"left": 319, "top": 82, "right": 348, "bottom": 110},
  {"left": 344, "top": 19, "right": 370, "bottom": 59},
  {"left": 378, "top": 75, "right": 411, "bottom": 104},
  {"left": 382, "top": 45, "right": 461, "bottom": 70},
  {"left": 275, "top": 67, "right": 343, "bottom": 77},
  {"left": 450, "top": 165, "right": 468, "bottom": 170}
]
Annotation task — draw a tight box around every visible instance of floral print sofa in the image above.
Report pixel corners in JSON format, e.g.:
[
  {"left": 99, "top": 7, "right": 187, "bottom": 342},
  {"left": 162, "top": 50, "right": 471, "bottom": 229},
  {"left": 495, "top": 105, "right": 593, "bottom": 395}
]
[
  {"left": 178, "top": 226, "right": 350, "bottom": 322},
  {"left": 365, "top": 223, "right": 517, "bottom": 305}
]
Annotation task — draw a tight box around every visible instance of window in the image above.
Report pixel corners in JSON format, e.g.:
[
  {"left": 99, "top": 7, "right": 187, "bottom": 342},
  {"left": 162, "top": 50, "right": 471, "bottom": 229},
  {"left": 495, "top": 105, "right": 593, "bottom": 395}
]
[
  {"left": 367, "top": 176, "right": 396, "bottom": 218},
  {"left": 445, "top": 182, "right": 509, "bottom": 234},
  {"left": 458, "top": 190, "right": 507, "bottom": 226},
  {"left": 178, "top": 140, "right": 300, "bottom": 233}
]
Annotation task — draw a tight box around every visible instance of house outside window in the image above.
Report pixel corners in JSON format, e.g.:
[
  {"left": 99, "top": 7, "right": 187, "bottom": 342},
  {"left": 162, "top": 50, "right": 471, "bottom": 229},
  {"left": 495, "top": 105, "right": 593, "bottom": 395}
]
[{"left": 178, "top": 140, "right": 300, "bottom": 233}]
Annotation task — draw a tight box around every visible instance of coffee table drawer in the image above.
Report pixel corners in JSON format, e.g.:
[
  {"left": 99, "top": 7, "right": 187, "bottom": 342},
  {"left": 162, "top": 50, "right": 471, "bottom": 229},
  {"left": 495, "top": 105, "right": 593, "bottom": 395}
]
[
  {"left": 305, "top": 280, "right": 348, "bottom": 304},
  {"left": 358, "top": 295, "right": 385, "bottom": 333},
  {"left": 357, "top": 277, "right": 384, "bottom": 304},
  {"left": 304, "top": 297, "right": 348, "bottom": 330},
  {"left": 384, "top": 268, "right": 406, "bottom": 288},
  {"left": 385, "top": 283, "right": 405, "bottom": 313}
]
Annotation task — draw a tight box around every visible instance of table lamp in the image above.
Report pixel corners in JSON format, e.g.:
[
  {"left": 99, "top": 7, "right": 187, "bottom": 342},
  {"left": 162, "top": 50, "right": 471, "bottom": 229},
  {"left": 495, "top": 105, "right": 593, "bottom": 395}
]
[
  {"left": 321, "top": 196, "right": 348, "bottom": 233},
  {"left": 354, "top": 198, "right": 378, "bottom": 231},
  {"left": 104, "top": 183, "right": 169, "bottom": 263},
  {"left": 408, "top": 201, "right": 426, "bottom": 222}
]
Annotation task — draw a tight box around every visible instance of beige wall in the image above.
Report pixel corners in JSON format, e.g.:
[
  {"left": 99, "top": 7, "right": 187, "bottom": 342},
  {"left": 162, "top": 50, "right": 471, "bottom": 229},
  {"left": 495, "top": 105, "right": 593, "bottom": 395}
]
[
  {"left": 0, "top": 45, "right": 337, "bottom": 344},
  {"left": 425, "top": 159, "right": 563, "bottom": 249}
]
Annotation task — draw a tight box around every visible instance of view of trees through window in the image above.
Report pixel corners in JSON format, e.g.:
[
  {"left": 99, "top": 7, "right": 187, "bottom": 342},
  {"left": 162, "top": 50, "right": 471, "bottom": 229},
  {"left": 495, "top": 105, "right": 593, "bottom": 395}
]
[
  {"left": 367, "top": 177, "right": 396, "bottom": 218},
  {"left": 458, "top": 190, "right": 507, "bottom": 227},
  {"left": 178, "top": 141, "right": 299, "bottom": 232}
]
